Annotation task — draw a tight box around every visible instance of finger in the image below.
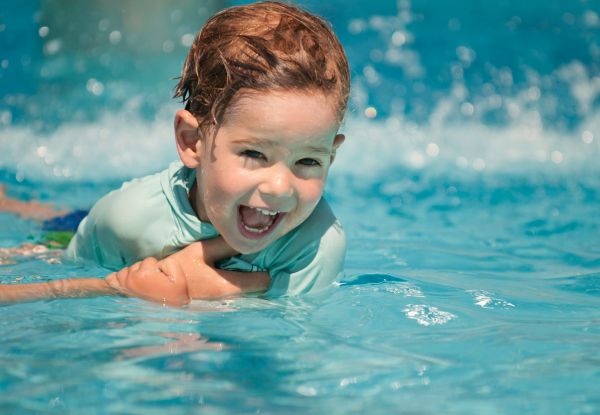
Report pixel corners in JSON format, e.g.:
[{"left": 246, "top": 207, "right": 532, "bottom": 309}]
[
  {"left": 117, "top": 267, "right": 129, "bottom": 285},
  {"left": 157, "top": 259, "right": 177, "bottom": 283},
  {"left": 130, "top": 261, "right": 142, "bottom": 272},
  {"left": 140, "top": 256, "right": 159, "bottom": 270},
  {"left": 105, "top": 272, "right": 121, "bottom": 290}
]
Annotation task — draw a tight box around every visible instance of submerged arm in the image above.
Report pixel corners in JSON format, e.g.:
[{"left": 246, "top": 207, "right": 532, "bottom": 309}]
[
  {"left": 0, "top": 278, "right": 117, "bottom": 304},
  {"left": 0, "top": 185, "right": 66, "bottom": 221}
]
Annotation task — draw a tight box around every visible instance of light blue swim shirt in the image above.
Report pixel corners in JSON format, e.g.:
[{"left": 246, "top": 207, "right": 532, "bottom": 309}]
[{"left": 65, "top": 162, "right": 346, "bottom": 296}]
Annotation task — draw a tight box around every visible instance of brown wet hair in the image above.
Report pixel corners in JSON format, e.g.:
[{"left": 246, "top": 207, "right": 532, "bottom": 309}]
[{"left": 174, "top": 1, "right": 350, "bottom": 133}]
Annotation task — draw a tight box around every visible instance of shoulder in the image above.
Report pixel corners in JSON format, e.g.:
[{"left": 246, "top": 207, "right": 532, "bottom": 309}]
[
  {"left": 92, "top": 171, "right": 166, "bottom": 237},
  {"left": 262, "top": 198, "right": 346, "bottom": 295},
  {"left": 65, "top": 167, "right": 174, "bottom": 267}
]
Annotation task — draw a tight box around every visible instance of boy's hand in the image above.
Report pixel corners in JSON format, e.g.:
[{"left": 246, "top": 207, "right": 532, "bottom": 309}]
[{"left": 106, "top": 256, "right": 190, "bottom": 306}]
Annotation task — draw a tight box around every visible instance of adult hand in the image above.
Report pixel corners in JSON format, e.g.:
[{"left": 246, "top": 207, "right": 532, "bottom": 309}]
[{"left": 106, "top": 256, "right": 190, "bottom": 306}]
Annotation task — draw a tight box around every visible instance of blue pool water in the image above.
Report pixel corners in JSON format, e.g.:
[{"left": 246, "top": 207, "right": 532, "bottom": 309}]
[{"left": 1, "top": 0, "right": 600, "bottom": 413}]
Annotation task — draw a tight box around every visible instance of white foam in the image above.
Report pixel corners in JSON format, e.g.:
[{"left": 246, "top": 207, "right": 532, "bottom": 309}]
[
  {"left": 0, "top": 106, "right": 178, "bottom": 182},
  {"left": 2, "top": 58, "right": 600, "bottom": 184},
  {"left": 336, "top": 107, "right": 600, "bottom": 178}
]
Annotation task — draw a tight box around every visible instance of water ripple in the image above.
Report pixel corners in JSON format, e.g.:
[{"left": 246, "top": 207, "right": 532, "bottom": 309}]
[
  {"left": 403, "top": 304, "right": 457, "bottom": 326},
  {"left": 467, "top": 290, "right": 516, "bottom": 309}
]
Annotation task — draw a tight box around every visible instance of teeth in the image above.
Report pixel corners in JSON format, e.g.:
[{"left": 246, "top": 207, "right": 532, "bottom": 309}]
[
  {"left": 255, "top": 207, "right": 278, "bottom": 216},
  {"left": 240, "top": 206, "right": 280, "bottom": 235},
  {"left": 243, "top": 224, "right": 270, "bottom": 233}
]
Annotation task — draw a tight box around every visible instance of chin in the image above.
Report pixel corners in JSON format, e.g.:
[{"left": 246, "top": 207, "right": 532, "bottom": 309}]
[
  {"left": 230, "top": 242, "right": 265, "bottom": 256},
  {"left": 221, "top": 232, "right": 268, "bottom": 255}
]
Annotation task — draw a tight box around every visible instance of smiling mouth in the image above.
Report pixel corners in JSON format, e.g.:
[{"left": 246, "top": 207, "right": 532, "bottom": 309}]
[{"left": 238, "top": 206, "right": 284, "bottom": 239}]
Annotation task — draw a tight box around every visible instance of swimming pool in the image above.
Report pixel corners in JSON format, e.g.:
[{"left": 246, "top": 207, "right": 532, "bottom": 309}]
[{"left": 1, "top": 0, "right": 599, "bottom": 413}]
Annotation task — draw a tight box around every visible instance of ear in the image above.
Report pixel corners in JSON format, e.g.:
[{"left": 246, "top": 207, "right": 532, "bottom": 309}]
[
  {"left": 330, "top": 134, "right": 345, "bottom": 164},
  {"left": 174, "top": 109, "right": 202, "bottom": 168}
]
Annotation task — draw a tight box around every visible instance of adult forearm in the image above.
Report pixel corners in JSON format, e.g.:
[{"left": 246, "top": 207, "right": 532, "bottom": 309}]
[{"left": 0, "top": 278, "right": 117, "bottom": 304}]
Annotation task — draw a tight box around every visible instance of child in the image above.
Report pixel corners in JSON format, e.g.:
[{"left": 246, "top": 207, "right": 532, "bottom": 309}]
[{"left": 0, "top": 1, "right": 349, "bottom": 305}]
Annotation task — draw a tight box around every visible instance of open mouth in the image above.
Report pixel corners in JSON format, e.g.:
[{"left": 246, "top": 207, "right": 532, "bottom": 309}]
[{"left": 238, "top": 205, "right": 284, "bottom": 239}]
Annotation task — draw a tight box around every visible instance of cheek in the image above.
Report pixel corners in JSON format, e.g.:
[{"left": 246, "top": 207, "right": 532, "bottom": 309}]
[
  {"left": 298, "top": 180, "right": 325, "bottom": 207},
  {"left": 205, "top": 167, "right": 250, "bottom": 208}
]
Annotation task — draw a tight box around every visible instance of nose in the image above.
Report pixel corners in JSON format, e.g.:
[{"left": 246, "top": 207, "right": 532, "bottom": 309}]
[{"left": 258, "top": 164, "right": 295, "bottom": 209}]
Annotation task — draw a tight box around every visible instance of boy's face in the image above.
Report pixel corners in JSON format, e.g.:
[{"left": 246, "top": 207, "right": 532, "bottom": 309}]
[{"left": 177, "top": 90, "right": 344, "bottom": 254}]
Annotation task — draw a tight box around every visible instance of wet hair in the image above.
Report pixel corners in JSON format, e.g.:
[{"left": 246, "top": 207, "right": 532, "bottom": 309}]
[{"left": 173, "top": 1, "right": 350, "bottom": 132}]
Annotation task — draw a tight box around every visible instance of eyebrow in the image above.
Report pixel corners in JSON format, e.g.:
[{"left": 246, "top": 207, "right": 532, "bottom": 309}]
[{"left": 232, "top": 137, "right": 332, "bottom": 156}]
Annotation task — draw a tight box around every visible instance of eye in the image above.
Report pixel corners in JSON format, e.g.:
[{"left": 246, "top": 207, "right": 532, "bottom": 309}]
[
  {"left": 297, "top": 158, "right": 322, "bottom": 167},
  {"left": 241, "top": 150, "right": 266, "bottom": 161}
]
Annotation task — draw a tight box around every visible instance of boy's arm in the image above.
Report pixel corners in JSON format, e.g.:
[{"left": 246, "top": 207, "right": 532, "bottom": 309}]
[
  {"left": 106, "top": 237, "right": 271, "bottom": 305},
  {"left": 0, "top": 278, "right": 116, "bottom": 304},
  {"left": 169, "top": 237, "right": 271, "bottom": 298}
]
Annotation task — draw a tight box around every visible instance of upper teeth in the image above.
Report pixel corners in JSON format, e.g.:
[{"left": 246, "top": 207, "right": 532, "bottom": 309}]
[{"left": 255, "top": 207, "right": 278, "bottom": 216}]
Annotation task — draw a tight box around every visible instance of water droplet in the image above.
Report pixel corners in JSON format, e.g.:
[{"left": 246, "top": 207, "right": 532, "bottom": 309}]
[
  {"left": 456, "top": 156, "right": 468, "bottom": 168},
  {"left": 448, "top": 18, "right": 461, "bottom": 31},
  {"left": 162, "top": 40, "right": 174, "bottom": 53},
  {"left": 583, "top": 11, "right": 599, "bottom": 27},
  {"left": 426, "top": 143, "right": 440, "bottom": 157},
  {"left": 98, "top": 18, "right": 110, "bottom": 32},
  {"left": 348, "top": 19, "right": 366, "bottom": 34},
  {"left": 527, "top": 86, "right": 541, "bottom": 101},
  {"left": 473, "top": 158, "right": 486, "bottom": 171},
  {"left": 86, "top": 78, "right": 104, "bottom": 96},
  {"left": 582, "top": 130, "right": 594, "bottom": 144},
  {"left": 109, "top": 30, "right": 122, "bottom": 45},
  {"left": 364, "top": 106, "right": 377, "bottom": 118},
  {"left": 44, "top": 39, "right": 62, "bottom": 56},
  {"left": 297, "top": 385, "right": 317, "bottom": 396},
  {"left": 456, "top": 46, "right": 476, "bottom": 66},
  {"left": 0, "top": 110, "right": 11, "bottom": 126},
  {"left": 391, "top": 31, "right": 406, "bottom": 46},
  {"left": 363, "top": 65, "right": 380, "bottom": 85},
  {"left": 408, "top": 151, "right": 425, "bottom": 168},
  {"left": 180, "top": 33, "right": 194, "bottom": 47},
  {"left": 562, "top": 13, "right": 575, "bottom": 25},
  {"left": 171, "top": 9, "right": 183, "bottom": 23},
  {"left": 550, "top": 150, "right": 563, "bottom": 164},
  {"left": 460, "top": 102, "right": 474, "bottom": 116}
]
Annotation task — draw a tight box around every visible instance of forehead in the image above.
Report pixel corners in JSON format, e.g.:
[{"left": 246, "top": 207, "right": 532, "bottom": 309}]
[{"left": 222, "top": 89, "right": 340, "bottom": 141}]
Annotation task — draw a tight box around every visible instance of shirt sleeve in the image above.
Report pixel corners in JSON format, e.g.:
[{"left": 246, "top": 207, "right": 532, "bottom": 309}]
[{"left": 64, "top": 187, "right": 136, "bottom": 269}]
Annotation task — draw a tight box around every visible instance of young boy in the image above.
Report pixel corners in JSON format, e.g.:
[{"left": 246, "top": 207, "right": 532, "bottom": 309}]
[{"left": 0, "top": 1, "right": 349, "bottom": 305}]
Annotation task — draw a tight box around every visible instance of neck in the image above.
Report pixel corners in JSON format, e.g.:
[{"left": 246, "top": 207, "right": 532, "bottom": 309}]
[{"left": 188, "top": 184, "right": 210, "bottom": 223}]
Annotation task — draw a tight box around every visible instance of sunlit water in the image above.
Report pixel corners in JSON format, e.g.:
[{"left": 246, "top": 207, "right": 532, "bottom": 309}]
[{"left": 1, "top": 1, "right": 600, "bottom": 414}]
